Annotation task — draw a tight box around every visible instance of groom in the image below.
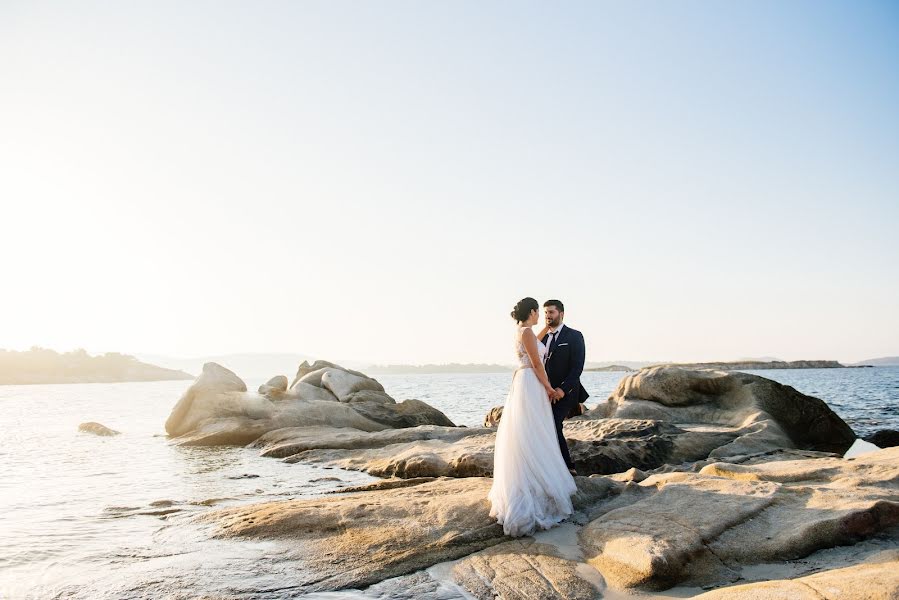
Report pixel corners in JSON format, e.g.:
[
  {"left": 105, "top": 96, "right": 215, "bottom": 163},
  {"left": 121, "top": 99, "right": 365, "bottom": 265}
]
[{"left": 542, "top": 299, "right": 589, "bottom": 475}]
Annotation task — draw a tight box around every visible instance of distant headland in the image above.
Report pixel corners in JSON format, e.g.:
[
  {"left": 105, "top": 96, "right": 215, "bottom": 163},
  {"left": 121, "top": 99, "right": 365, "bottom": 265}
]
[
  {"left": 0, "top": 348, "right": 194, "bottom": 385},
  {"left": 650, "top": 360, "right": 848, "bottom": 370},
  {"left": 366, "top": 363, "right": 512, "bottom": 374}
]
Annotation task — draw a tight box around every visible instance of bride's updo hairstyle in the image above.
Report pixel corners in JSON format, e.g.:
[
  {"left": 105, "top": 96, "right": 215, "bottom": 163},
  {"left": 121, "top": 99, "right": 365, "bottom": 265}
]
[{"left": 510, "top": 297, "right": 539, "bottom": 323}]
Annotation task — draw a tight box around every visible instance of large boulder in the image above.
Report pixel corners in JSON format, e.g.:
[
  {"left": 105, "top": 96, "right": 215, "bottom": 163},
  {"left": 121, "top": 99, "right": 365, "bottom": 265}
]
[
  {"left": 865, "top": 429, "right": 899, "bottom": 448},
  {"left": 589, "top": 366, "right": 857, "bottom": 455},
  {"left": 164, "top": 362, "right": 248, "bottom": 437},
  {"left": 580, "top": 446, "right": 899, "bottom": 591},
  {"left": 165, "top": 362, "right": 455, "bottom": 446}
]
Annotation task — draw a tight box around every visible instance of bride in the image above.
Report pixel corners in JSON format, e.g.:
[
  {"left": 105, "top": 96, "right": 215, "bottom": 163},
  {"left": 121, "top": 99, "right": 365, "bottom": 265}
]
[{"left": 488, "top": 297, "right": 577, "bottom": 537}]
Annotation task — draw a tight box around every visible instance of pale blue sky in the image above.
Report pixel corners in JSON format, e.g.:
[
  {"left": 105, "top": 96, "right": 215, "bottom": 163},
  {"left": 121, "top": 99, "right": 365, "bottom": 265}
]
[{"left": 1, "top": 1, "right": 897, "bottom": 364}]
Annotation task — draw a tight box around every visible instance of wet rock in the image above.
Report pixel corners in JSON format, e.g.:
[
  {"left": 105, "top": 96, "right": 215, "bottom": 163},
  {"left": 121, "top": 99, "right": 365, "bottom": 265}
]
[
  {"left": 580, "top": 447, "right": 899, "bottom": 591},
  {"left": 78, "top": 421, "right": 120, "bottom": 436}
]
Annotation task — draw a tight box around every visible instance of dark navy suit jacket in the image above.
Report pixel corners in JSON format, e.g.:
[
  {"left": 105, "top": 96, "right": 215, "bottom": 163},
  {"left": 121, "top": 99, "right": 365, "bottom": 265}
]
[{"left": 542, "top": 325, "right": 589, "bottom": 406}]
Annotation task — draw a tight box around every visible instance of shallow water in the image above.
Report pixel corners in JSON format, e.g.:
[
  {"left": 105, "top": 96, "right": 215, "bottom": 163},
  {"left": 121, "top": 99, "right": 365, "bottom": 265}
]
[{"left": 1, "top": 367, "right": 896, "bottom": 598}]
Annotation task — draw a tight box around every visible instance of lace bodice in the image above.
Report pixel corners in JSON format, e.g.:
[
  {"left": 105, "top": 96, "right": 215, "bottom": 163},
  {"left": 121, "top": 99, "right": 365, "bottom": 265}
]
[{"left": 515, "top": 327, "right": 546, "bottom": 368}]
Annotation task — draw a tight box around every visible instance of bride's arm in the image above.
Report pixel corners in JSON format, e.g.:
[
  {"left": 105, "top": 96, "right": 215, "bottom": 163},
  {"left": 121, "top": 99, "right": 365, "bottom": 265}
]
[
  {"left": 537, "top": 324, "right": 550, "bottom": 341},
  {"left": 520, "top": 328, "right": 554, "bottom": 395}
]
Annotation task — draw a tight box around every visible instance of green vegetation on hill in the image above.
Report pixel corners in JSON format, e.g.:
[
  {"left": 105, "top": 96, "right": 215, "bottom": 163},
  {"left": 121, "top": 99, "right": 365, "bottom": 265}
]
[{"left": 0, "top": 347, "right": 194, "bottom": 385}]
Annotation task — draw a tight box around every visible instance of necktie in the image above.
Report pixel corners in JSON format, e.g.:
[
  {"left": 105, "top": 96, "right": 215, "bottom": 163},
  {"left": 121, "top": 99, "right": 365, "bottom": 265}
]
[{"left": 545, "top": 331, "right": 557, "bottom": 363}]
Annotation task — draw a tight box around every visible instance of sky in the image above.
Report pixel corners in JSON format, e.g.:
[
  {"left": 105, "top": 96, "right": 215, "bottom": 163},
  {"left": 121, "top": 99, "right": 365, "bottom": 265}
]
[{"left": 1, "top": 1, "right": 897, "bottom": 365}]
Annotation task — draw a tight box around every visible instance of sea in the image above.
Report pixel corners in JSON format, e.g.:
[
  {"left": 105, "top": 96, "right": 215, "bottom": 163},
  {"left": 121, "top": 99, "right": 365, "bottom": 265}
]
[{"left": 1, "top": 367, "right": 897, "bottom": 599}]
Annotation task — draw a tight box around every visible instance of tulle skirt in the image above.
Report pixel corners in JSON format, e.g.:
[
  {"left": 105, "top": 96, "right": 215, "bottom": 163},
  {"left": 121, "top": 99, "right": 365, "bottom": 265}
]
[{"left": 488, "top": 367, "right": 577, "bottom": 537}]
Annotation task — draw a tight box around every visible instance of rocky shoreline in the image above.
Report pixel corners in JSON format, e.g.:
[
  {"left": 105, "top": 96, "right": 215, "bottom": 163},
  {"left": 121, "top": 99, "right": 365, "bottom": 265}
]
[{"left": 164, "top": 361, "right": 899, "bottom": 599}]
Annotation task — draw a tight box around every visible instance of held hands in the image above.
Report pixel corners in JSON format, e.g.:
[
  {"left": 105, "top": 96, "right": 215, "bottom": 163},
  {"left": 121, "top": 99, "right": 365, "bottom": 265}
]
[{"left": 546, "top": 387, "right": 565, "bottom": 403}]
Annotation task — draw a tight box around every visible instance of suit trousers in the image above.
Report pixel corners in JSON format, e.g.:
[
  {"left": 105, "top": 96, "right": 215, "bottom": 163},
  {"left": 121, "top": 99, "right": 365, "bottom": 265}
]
[{"left": 551, "top": 392, "right": 579, "bottom": 469}]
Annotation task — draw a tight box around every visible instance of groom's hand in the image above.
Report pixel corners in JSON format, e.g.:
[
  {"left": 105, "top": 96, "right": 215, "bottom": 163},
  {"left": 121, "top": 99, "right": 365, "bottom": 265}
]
[{"left": 553, "top": 388, "right": 565, "bottom": 402}]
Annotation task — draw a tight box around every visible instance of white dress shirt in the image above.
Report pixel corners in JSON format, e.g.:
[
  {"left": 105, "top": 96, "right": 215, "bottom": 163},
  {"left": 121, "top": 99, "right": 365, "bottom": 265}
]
[{"left": 544, "top": 322, "right": 565, "bottom": 363}]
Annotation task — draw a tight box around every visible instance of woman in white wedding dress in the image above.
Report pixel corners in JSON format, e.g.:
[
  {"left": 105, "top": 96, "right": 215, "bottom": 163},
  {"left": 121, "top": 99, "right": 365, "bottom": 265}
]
[{"left": 488, "top": 297, "right": 578, "bottom": 537}]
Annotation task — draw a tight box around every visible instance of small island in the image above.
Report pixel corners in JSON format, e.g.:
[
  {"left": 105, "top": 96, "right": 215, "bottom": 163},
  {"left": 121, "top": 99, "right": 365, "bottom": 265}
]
[
  {"left": 0, "top": 347, "right": 194, "bottom": 385},
  {"left": 585, "top": 365, "right": 635, "bottom": 372}
]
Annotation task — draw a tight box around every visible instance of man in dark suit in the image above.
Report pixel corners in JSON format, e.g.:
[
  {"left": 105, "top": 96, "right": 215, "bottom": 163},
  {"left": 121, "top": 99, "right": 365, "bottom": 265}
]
[{"left": 541, "top": 299, "right": 589, "bottom": 475}]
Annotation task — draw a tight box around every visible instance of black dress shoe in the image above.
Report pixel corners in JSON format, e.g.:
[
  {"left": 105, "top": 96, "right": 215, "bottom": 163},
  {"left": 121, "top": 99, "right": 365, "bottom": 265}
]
[{"left": 568, "top": 467, "right": 578, "bottom": 476}]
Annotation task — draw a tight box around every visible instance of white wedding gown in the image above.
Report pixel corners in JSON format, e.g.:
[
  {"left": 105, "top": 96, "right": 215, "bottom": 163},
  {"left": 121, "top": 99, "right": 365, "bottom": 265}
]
[{"left": 488, "top": 327, "right": 577, "bottom": 537}]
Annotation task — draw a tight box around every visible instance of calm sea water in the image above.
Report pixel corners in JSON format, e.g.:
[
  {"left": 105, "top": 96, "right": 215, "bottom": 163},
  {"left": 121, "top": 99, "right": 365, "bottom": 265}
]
[{"left": 1, "top": 367, "right": 896, "bottom": 599}]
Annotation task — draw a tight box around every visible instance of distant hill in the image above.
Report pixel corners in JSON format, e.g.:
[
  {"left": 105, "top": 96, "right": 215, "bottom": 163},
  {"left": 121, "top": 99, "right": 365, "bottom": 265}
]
[
  {"left": 135, "top": 353, "right": 371, "bottom": 379},
  {"left": 367, "top": 363, "right": 513, "bottom": 374},
  {"left": 0, "top": 348, "right": 193, "bottom": 385},
  {"left": 851, "top": 356, "right": 899, "bottom": 367},
  {"left": 585, "top": 365, "right": 635, "bottom": 372},
  {"left": 586, "top": 361, "right": 668, "bottom": 370},
  {"left": 650, "top": 360, "right": 845, "bottom": 371}
]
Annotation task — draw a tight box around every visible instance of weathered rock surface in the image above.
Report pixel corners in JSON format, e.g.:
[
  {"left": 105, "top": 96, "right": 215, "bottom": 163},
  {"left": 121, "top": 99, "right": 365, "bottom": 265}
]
[
  {"left": 278, "top": 417, "right": 794, "bottom": 479},
  {"left": 165, "top": 362, "right": 455, "bottom": 446},
  {"left": 287, "top": 431, "right": 497, "bottom": 477},
  {"left": 250, "top": 425, "right": 485, "bottom": 458},
  {"left": 452, "top": 539, "right": 602, "bottom": 600},
  {"left": 692, "top": 552, "right": 899, "bottom": 599},
  {"left": 580, "top": 446, "right": 899, "bottom": 591},
  {"left": 589, "top": 366, "right": 857, "bottom": 455},
  {"left": 483, "top": 406, "right": 503, "bottom": 427},
  {"left": 78, "top": 421, "right": 120, "bottom": 436},
  {"left": 196, "top": 476, "right": 622, "bottom": 593}
]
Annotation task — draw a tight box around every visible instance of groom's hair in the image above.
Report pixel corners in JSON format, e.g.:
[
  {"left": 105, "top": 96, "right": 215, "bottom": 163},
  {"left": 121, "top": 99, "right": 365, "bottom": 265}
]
[{"left": 543, "top": 299, "right": 564, "bottom": 313}]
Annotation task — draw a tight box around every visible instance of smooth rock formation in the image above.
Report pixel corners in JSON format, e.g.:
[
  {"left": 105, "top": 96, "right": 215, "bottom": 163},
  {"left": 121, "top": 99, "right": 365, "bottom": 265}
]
[
  {"left": 78, "top": 421, "right": 120, "bottom": 436},
  {"left": 289, "top": 360, "right": 371, "bottom": 389},
  {"left": 195, "top": 476, "right": 621, "bottom": 594},
  {"left": 164, "top": 361, "right": 455, "bottom": 446},
  {"left": 580, "top": 447, "right": 899, "bottom": 591},
  {"left": 321, "top": 368, "right": 385, "bottom": 401},
  {"left": 866, "top": 429, "right": 899, "bottom": 448},
  {"left": 257, "top": 375, "right": 288, "bottom": 397},
  {"left": 589, "top": 366, "right": 856, "bottom": 455}
]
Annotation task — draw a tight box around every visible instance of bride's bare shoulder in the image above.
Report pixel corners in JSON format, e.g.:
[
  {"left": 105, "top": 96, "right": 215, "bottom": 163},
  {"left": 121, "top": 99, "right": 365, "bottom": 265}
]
[{"left": 518, "top": 327, "right": 536, "bottom": 340}]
